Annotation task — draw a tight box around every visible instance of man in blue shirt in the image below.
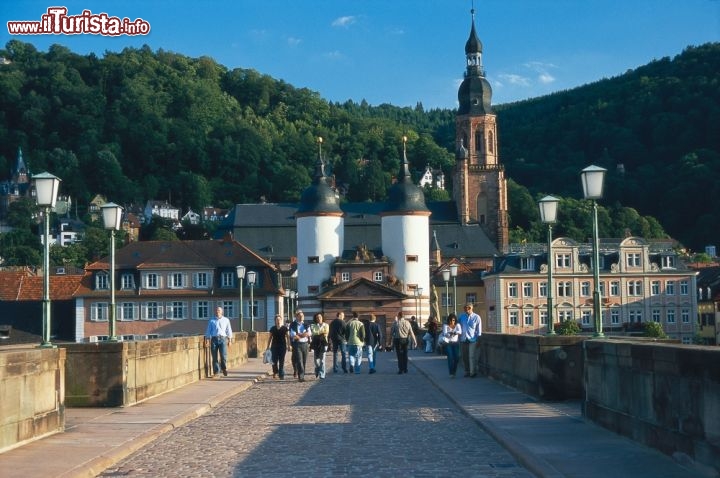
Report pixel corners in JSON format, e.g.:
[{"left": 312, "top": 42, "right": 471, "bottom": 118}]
[
  {"left": 204, "top": 306, "right": 233, "bottom": 377},
  {"left": 458, "top": 303, "right": 482, "bottom": 377},
  {"left": 289, "top": 310, "right": 311, "bottom": 382}
]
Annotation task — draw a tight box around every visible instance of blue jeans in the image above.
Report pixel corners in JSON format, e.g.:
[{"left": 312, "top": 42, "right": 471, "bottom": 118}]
[
  {"left": 446, "top": 342, "right": 460, "bottom": 375},
  {"left": 348, "top": 344, "right": 363, "bottom": 373},
  {"left": 314, "top": 348, "right": 327, "bottom": 378},
  {"left": 332, "top": 342, "right": 348, "bottom": 372},
  {"left": 210, "top": 336, "right": 228, "bottom": 374},
  {"left": 364, "top": 345, "right": 376, "bottom": 370}
]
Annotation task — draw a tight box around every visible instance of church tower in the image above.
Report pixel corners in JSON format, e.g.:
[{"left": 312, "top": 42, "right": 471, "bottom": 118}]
[
  {"left": 381, "top": 137, "right": 431, "bottom": 318},
  {"left": 295, "top": 138, "right": 344, "bottom": 316},
  {"left": 453, "top": 9, "right": 509, "bottom": 251}
]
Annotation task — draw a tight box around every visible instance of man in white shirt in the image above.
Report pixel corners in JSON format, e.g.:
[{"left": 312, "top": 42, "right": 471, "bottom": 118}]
[{"left": 204, "top": 306, "right": 233, "bottom": 377}]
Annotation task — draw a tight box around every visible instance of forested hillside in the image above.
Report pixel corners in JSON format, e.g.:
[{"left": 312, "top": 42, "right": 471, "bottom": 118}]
[
  {"left": 1, "top": 39, "right": 718, "bottom": 253},
  {"left": 497, "top": 43, "right": 720, "bottom": 251}
]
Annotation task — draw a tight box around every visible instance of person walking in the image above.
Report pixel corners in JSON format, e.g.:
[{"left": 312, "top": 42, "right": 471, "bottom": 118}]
[
  {"left": 425, "top": 316, "right": 439, "bottom": 353},
  {"left": 345, "top": 312, "right": 365, "bottom": 374},
  {"left": 391, "top": 311, "right": 416, "bottom": 374},
  {"left": 364, "top": 314, "right": 382, "bottom": 374},
  {"left": 310, "top": 312, "right": 329, "bottom": 379},
  {"left": 329, "top": 311, "right": 348, "bottom": 373},
  {"left": 440, "top": 313, "right": 462, "bottom": 378},
  {"left": 204, "top": 306, "right": 233, "bottom": 377},
  {"left": 410, "top": 316, "right": 420, "bottom": 349},
  {"left": 458, "top": 303, "right": 482, "bottom": 377},
  {"left": 289, "top": 310, "right": 311, "bottom": 382},
  {"left": 266, "top": 314, "right": 290, "bottom": 379}
]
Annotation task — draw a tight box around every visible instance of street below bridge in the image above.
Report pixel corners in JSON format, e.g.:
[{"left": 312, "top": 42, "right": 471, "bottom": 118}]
[{"left": 100, "top": 350, "right": 532, "bottom": 478}]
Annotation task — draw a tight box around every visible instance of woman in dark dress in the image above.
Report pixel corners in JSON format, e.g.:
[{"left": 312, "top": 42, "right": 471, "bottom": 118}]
[{"left": 266, "top": 314, "right": 290, "bottom": 379}]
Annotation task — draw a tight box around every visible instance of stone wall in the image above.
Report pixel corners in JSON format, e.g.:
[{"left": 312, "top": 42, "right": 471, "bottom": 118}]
[
  {"left": 584, "top": 340, "right": 720, "bottom": 474},
  {"left": 0, "top": 347, "right": 65, "bottom": 453},
  {"left": 64, "top": 332, "right": 265, "bottom": 407},
  {"left": 476, "top": 333, "right": 585, "bottom": 400}
]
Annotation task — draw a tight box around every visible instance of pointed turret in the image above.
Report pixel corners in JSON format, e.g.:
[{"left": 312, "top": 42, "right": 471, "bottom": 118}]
[
  {"left": 381, "top": 137, "right": 431, "bottom": 312},
  {"left": 297, "top": 137, "right": 342, "bottom": 216},
  {"left": 383, "top": 137, "right": 429, "bottom": 215}
]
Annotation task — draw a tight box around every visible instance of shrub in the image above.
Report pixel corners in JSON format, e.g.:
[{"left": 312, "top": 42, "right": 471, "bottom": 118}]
[
  {"left": 643, "top": 321, "right": 667, "bottom": 339},
  {"left": 556, "top": 320, "right": 581, "bottom": 336}
]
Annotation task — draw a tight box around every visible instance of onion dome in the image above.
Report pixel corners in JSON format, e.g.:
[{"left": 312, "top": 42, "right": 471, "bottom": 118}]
[
  {"left": 383, "top": 137, "right": 429, "bottom": 214},
  {"left": 296, "top": 137, "right": 342, "bottom": 215}
]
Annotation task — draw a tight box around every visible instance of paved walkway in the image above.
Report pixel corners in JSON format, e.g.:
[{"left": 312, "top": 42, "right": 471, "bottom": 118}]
[{"left": 0, "top": 350, "right": 715, "bottom": 478}]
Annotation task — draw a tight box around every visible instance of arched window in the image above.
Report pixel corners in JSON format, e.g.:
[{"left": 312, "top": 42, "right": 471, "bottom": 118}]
[{"left": 475, "top": 129, "right": 484, "bottom": 155}]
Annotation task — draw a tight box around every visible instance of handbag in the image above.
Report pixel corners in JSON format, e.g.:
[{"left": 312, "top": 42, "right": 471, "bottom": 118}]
[
  {"left": 438, "top": 334, "right": 450, "bottom": 344},
  {"left": 262, "top": 349, "right": 272, "bottom": 364}
]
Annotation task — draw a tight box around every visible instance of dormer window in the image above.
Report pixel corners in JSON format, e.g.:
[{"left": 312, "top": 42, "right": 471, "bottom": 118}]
[
  {"left": 96, "top": 272, "right": 108, "bottom": 290},
  {"left": 520, "top": 257, "right": 535, "bottom": 271},
  {"left": 626, "top": 253, "right": 641, "bottom": 268},
  {"left": 661, "top": 256, "right": 676, "bottom": 269},
  {"left": 121, "top": 273, "right": 135, "bottom": 290}
]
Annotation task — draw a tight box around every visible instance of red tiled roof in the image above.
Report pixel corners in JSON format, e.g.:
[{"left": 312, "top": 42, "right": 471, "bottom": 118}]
[{"left": 0, "top": 269, "right": 83, "bottom": 301}]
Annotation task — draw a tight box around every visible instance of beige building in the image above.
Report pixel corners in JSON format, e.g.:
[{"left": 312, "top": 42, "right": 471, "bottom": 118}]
[{"left": 484, "top": 237, "right": 698, "bottom": 342}]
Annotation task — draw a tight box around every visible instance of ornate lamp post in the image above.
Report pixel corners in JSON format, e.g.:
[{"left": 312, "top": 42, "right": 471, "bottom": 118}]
[
  {"left": 247, "top": 271, "right": 257, "bottom": 332},
  {"left": 236, "top": 265, "right": 246, "bottom": 332},
  {"left": 449, "top": 263, "right": 459, "bottom": 315},
  {"left": 441, "top": 268, "right": 450, "bottom": 319},
  {"left": 284, "top": 289, "right": 290, "bottom": 322},
  {"left": 581, "top": 165, "right": 607, "bottom": 338},
  {"left": 538, "top": 196, "right": 559, "bottom": 335},
  {"left": 33, "top": 172, "right": 61, "bottom": 348},
  {"left": 101, "top": 202, "right": 123, "bottom": 342}
]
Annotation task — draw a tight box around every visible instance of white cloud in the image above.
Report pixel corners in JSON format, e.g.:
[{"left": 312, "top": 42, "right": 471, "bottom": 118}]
[
  {"left": 323, "top": 50, "right": 344, "bottom": 60},
  {"left": 538, "top": 73, "right": 555, "bottom": 84},
  {"left": 498, "top": 73, "right": 531, "bottom": 87},
  {"left": 332, "top": 16, "right": 357, "bottom": 28},
  {"left": 287, "top": 37, "right": 302, "bottom": 47},
  {"left": 524, "top": 61, "right": 557, "bottom": 85}
]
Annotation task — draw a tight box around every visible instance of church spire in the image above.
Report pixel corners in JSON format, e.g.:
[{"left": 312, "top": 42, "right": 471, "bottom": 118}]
[{"left": 457, "top": 8, "right": 493, "bottom": 115}]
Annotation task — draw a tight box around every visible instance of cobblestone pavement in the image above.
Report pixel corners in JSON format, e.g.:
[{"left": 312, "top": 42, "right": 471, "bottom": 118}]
[{"left": 100, "top": 359, "right": 534, "bottom": 478}]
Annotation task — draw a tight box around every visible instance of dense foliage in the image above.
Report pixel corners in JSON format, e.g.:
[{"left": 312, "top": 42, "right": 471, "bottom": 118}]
[
  {"left": 0, "top": 40, "right": 718, "bottom": 267},
  {"left": 497, "top": 43, "right": 720, "bottom": 251}
]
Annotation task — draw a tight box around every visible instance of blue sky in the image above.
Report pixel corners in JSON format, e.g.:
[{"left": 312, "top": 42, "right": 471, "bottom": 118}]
[{"left": 2, "top": 1, "right": 719, "bottom": 108}]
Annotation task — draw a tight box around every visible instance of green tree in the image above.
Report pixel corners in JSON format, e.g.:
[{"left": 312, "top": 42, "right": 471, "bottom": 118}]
[
  {"left": 82, "top": 226, "right": 112, "bottom": 262},
  {"left": 6, "top": 198, "right": 37, "bottom": 229}
]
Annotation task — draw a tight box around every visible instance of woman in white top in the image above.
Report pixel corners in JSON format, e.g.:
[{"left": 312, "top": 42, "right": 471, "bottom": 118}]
[{"left": 441, "top": 313, "right": 462, "bottom": 378}]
